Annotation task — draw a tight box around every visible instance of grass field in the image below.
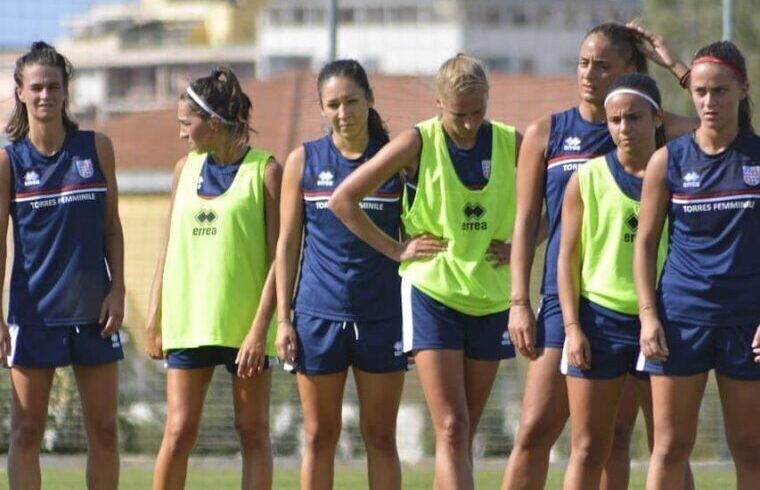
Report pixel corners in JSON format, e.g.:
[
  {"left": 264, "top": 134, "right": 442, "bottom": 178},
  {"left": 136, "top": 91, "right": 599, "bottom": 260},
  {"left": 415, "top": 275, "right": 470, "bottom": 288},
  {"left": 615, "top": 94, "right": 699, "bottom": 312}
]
[{"left": 0, "top": 463, "right": 736, "bottom": 489}]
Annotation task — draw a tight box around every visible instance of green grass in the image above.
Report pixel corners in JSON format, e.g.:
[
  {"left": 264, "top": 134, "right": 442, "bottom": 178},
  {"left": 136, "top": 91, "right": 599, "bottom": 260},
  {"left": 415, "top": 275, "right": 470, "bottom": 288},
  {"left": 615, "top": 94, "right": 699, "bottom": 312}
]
[{"left": 0, "top": 466, "right": 736, "bottom": 489}]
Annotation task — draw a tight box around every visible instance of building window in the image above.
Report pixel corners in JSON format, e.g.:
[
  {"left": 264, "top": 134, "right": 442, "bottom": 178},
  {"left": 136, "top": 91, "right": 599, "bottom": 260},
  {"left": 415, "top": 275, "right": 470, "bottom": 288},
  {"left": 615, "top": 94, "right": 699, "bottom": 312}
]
[
  {"left": 365, "top": 7, "right": 384, "bottom": 23},
  {"left": 338, "top": 8, "right": 355, "bottom": 24}
]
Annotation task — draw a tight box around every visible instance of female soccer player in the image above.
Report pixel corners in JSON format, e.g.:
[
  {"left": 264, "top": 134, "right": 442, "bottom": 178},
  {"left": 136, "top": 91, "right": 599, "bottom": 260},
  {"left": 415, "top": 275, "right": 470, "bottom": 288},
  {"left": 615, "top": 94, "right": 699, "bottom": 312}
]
[
  {"left": 144, "top": 66, "right": 279, "bottom": 489},
  {"left": 330, "top": 54, "right": 517, "bottom": 490},
  {"left": 558, "top": 73, "right": 666, "bottom": 489},
  {"left": 275, "top": 59, "right": 406, "bottom": 490},
  {"left": 503, "top": 23, "right": 695, "bottom": 490},
  {"left": 0, "top": 41, "right": 125, "bottom": 490},
  {"left": 635, "top": 41, "right": 760, "bottom": 490}
]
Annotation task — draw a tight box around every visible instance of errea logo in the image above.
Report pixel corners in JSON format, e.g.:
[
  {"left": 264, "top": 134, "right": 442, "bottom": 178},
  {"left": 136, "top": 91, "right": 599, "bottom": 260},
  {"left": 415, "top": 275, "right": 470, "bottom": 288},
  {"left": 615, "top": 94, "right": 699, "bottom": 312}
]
[
  {"left": 462, "top": 202, "right": 487, "bottom": 231},
  {"left": 563, "top": 136, "right": 582, "bottom": 152},
  {"left": 317, "top": 170, "right": 334, "bottom": 187},
  {"left": 24, "top": 170, "right": 40, "bottom": 187},
  {"left": 683, "top": 171, "right": 701, "bottom": 188}
]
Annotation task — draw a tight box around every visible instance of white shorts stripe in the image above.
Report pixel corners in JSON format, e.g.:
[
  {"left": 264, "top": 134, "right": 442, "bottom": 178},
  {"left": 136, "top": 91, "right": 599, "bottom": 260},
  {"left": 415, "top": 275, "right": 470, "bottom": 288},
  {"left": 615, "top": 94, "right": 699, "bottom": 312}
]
[
  {"left": 8, "top": 324, "right": 20, "bottom": 367},
  {"left": 559, "top": 338, "right": 569, "bottom": 375},
  {"left": 635, "top": 351, "right": 647, "bottom": 372},
  {"left": 401, "top": 277, "right": 414, "bottom": 354}
]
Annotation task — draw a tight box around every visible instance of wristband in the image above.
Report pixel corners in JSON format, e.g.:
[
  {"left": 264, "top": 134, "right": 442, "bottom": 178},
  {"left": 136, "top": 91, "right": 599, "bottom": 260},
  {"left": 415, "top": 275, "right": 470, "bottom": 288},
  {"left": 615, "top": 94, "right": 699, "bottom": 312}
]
[
  {"left": 511, "top": 298, "right": 531, "bottom": 306},
  {"left": 678, "top": 69, "right": 691, "bottom": 89}
]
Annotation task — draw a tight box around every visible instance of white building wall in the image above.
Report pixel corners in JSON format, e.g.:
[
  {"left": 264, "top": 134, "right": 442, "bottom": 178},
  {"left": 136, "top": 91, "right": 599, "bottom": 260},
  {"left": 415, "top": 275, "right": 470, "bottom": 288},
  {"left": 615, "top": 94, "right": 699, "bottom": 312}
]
[{"left": 257, "top": 23, "right": 463, "bottom": 76}]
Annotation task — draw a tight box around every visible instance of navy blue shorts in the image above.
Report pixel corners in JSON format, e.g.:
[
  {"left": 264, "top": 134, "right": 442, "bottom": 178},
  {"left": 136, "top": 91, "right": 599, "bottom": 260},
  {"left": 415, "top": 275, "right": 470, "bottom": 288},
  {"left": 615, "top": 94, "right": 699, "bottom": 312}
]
[
  {"left": 8, "top": 323, "right": 124, "bottom": 369},
  {"left": 165, "top": 346, "right": 272, "bottom": 376},
  {"left": 293, "top": 312, "right": 407, "bottom": 375},
  {"left": 402, "top": 283, "right": 514, "bottom": 361},
  {"left": 561, "top": 298, "right": 648, "bottom": 380},
  {"left": 535, "top": 294, "right": 565, "bottom": 349},
  {"left": 639, "top": 323, "right": 760, "bottom": 380}
]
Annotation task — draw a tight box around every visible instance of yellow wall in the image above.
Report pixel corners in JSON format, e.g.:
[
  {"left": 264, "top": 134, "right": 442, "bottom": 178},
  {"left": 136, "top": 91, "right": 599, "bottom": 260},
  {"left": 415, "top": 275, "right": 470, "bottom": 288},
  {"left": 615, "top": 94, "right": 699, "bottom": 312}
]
[{"left": 120, "top": 194, "right": 171, "bottom": 341}]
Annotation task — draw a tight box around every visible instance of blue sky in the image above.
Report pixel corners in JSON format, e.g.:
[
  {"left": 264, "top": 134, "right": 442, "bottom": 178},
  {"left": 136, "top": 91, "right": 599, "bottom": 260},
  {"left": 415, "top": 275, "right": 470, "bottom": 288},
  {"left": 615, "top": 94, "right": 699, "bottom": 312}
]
[{"left": 0, "top": 0, "right": 135, "bottom": 48}]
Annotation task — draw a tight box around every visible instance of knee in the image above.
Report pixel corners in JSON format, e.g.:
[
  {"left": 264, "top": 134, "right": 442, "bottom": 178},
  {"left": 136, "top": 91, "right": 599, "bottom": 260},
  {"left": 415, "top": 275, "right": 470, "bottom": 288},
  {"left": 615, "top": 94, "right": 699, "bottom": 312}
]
[
  {"left": 10, "top": 420, "right": 45, "bottom": 450},
  {"left": 162, "top": 419, "right": 201, "bottom": 456},
  {"left": 512, "top": 415, "right": 561, "bottom": 452},
  {"left": 302, "top": 422, "right": 341, "bottom": 454},
  {"left": 436, "top": 413, "right": 469, "bottom": 450},
  {"left": 652, "top": 433, "right": 695, "bottom": 465},
  {"left": 726, "top": 435, "right": 760, "bottom": 467},
  {"left": 571, "top": 435, "right": 609, "bottom": 469},
  {"left": 360, "top": 419, "right": 397, "bottom": 455},
  {"left": 86, "top": 418, "right": 119, "bottom": 452},
  {"left": 609, "top": 420, "right": 634, "bottom": 453},
  {"left": 235, "top": 416, "right": 270, "bottom": 452}
]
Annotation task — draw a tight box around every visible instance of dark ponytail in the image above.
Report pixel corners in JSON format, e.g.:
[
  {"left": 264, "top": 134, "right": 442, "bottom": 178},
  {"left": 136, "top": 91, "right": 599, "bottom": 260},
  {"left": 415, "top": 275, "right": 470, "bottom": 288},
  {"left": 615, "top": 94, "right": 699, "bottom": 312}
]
[
  {"left": 584, "top": 23, "right": 648, "bottom": 74},
  {"left": 317, "top": 59, "right": 390, "bottom": 145},
  {"left": 6, "top": 41, "right": 78, "bottom": 142},
  {"left": 180, "top": 65, "right": 254, "bottom": 143},
  {"left": 693, "top": 41, "right": 753, "bottom": 133}
]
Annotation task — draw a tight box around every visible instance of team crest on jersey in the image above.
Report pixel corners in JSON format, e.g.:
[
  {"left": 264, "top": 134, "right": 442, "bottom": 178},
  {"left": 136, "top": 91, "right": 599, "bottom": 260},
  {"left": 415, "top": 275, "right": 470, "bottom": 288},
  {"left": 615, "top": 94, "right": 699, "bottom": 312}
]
[
  {"left": 74, "top": 158, "right": 94, "bottom": 178},
  {"left": 743, "top": 166, "right": 760, "bottom": 186},
  {"left": 481, "top": 160, "right": 491, "bottom": 179},
  {"left": 683, "top": 171, "right": 701, "bottom": 188},
  {"left": 563, "top": 136, "right": 582, "bottom": 152},
  {"left": 317, "top": 170, "right": 334, "bottom": 187},
  {"left": 23, "top": 170, "right": 40, "bottom": 187}
]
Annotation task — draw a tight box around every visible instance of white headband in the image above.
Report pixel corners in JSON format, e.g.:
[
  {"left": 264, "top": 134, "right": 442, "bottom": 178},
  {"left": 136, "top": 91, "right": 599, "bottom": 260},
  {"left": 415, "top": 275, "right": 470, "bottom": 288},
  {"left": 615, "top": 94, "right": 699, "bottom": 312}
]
[
  {"left": 186, "top": 86, "right": 233, "bottom": 125},
  {"left": 604, "top": 88, "right": 660, "bottom": 111}
]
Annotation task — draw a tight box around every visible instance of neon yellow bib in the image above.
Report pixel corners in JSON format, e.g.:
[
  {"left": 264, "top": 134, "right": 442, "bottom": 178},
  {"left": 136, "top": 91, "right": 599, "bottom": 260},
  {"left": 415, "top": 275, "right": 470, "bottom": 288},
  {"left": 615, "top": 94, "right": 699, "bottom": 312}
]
[
  {"left": 162, "top": 149, "right": 276, "bottom": 353},
  {"left": 578, "top": 156, "right": 667, "bottom": 315},
  {"left": 400, "top": 117, "right": 517, "bottom": 315}
]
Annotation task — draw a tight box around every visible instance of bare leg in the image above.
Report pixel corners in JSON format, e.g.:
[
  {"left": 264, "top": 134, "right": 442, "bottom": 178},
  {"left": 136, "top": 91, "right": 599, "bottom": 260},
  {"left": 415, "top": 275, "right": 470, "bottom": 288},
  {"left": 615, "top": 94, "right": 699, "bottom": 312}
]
[
  {"left": 502, "top": 348, "right": 568, "bottom": 490},
  {"left": 600, "top": 375, "right": 639, "bottom": 490},
  {"left": 73, "top": 362, "right": 120, "bottom": 490},
  {"left": 353, "top": 368, "right": 405, "bottom": 490},
  {"left": 152, "top": 367, "right": 215, "bottom": 490},
  {"left": 634, "top": 376, "right": 694, "bottom": 490},
  {"left": 232, "top": 369, "right": 273, "bottom": 490},
  {"left": 563, "top": 375, "right": 627, "bottom": 490},
  {"left": 646, "top": 373, "right": 707, "bottom": 490},
  {"left": 715, "top": 374, "right": 760, "bottom": 490},
  {"left": 463, "top": 358, "right": 501, "bottom": 459},
  {"left": 414, "top": 349, "right": 472, "bottom": 490},
  {"left": 8, "top": 367, "right": 55, "bottom": 490},
  {"left": 297, "top": 370, "right": 348, "bottom": 490}
]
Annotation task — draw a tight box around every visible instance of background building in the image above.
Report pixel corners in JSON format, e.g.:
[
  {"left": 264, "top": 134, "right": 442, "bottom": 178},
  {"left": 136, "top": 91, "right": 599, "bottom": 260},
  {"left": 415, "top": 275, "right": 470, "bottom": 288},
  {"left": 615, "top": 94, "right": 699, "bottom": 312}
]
[
  {"left": 57, "top": 0, "right": 265, "bottom": 119},
  {"left": 256, "top": 0, "right": 642, "bottom": 76}
]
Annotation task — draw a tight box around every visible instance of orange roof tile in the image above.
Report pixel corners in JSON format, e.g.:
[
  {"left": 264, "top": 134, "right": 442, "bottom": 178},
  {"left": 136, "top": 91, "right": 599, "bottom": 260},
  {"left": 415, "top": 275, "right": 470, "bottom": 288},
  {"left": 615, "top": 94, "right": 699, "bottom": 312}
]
[{"left": 89, "top": 70, "right": 579, "bottom": 171}]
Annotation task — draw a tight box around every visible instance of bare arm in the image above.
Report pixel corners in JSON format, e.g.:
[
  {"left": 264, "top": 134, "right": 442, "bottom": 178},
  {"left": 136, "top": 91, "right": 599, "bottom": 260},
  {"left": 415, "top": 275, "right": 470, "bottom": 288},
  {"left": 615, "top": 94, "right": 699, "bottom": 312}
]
[
  {"left": 0, "top": 151, "right": 11, "bottom": 366},
  {"left": 329, "top": 128, "right": 445, "bottom": 262},
  {"left": 144, "top": 156, "right": 187, "bottom": 359},
  {"left": 634, "top": 147, "right": 671, "bottom": 362},
  {"left": 237, "top": 158, "right": 282, "bottom": 376},
  {"left": 508, "top": 117, "right": 550, "bottom": 359},
  {"left": 95, "top": 132, "right": 125, "bottom": 338},
  {"left": 274, "top": 147, "right": 305, "bottom": 364},
  {"left": 557, "top": 173, "right": 590, "bottom": 369}
]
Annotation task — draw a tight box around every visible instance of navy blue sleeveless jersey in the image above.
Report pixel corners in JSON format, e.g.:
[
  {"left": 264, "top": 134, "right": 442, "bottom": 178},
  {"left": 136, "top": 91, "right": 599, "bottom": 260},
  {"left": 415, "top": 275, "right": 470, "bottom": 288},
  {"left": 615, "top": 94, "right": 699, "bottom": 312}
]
[
  {"left": 196, "top": 148, "right": 248, "bottom": 197},
  {"left": 407, "top": 121, "right": 493, "bottom": 204},
  {"left": 659, "top": 132, "right": 760, "bottom": 327},
  {"left": 6, "top": 130, "right": 110, "bottom": 326},
  {"left": 606, "top": 151, "right": 643, "bottom": 201},
  {"left": 295, "top": 134, "right": 402, "bottom": 322},
  {"left": 543, "top": 107, "right": 614, "bottom": 294}
]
